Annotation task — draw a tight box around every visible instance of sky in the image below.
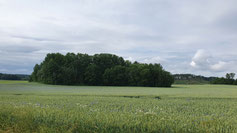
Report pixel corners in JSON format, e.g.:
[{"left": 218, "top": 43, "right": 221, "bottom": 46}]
[{"left": 0, "top": 0, "right": 237, "bottom": 77}]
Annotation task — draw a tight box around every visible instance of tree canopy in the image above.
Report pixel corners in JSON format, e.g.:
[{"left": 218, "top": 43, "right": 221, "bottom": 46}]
[
  {"left": 211, "top": 73, "right": 237, "bottom": 85},
  {"left": 29, "top": 53, "right": 174, "bottom": 87},
  {"left": 0, "top": 73, "right": 29, "bottom": 80}
]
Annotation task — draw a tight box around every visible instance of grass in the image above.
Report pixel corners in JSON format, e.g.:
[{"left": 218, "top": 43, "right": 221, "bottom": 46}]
[
  {"left": 1, "top": 80, "right": 237, "bottom": 132},
  {"left": 0, "top": 80, "right": 28, "bottom": 84}
]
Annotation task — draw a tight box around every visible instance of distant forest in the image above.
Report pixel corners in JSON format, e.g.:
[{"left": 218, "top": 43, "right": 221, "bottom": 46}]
[
  {"left": 30, "top": 53, "right": 174, "bottom": 87},
  {"left": 173, "top": 74, "right": 217, "bottom": 84},
  {"left": 0, "top": 73, "right": 29, "bottom": 80},
  {"left": 211, "top": 73, "right": 237, "bottom": 85},
  {"left": 174, "top": 73, "right": 237, "bottom": 85}
]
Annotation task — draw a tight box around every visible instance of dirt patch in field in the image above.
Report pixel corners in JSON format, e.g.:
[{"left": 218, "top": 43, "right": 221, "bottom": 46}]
[{"left": 13, "top": 94, "right": 22, "bottom": 96}]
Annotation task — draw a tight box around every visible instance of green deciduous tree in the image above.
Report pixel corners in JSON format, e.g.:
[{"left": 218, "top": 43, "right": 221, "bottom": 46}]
[
  {"left": 212, "top": 73, "right": 236, "bottom": 85},
  {"left": 103, "top": 66, "right": 129, "bottom": 86},
  {"left": 30, "top": 52, "right": 174, "bottom": 87},
  {"left": 84, "top": 64, "right": 101, "bottom": 86}
]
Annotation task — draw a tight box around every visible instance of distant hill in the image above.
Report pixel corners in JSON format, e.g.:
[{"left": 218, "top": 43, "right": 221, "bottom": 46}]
[
  {"left": 173, "top": 74, "right": 217, "bottom": 84},
  {"left": 0, "top": 73, "right": 29, "bottom": 80}
]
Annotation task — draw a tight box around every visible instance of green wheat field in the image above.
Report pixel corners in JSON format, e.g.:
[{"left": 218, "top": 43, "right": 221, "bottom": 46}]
[{"left": 1, "top": 80, "right": 237, "bottom": 133}]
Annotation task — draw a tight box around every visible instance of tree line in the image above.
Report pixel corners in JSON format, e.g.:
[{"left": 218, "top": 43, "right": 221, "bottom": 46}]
[
  {"left": 211, "top": 73, "right": 237, "bottom": 85},
  {"left": 29, "top": 53, "right": 174, "bottom": 87},
  {"left": 0, "top": 73, "right": 29, "bottom": 80},
  {"left": 173, "top": 74, "right": 217, "bottom": 84}
]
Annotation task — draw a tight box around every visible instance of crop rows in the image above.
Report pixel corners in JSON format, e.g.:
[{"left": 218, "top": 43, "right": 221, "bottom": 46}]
[{"left": 1, "top": 82, "right": 237, "bottom": 132}]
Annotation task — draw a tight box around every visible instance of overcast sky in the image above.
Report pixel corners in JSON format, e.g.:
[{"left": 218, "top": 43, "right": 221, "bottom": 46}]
[{"left": 0, "top": 0, "right": 237, "bottom": 77}]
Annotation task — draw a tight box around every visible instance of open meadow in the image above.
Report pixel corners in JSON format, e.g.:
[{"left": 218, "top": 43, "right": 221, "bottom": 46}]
[{"left": 1, "top": 80, "right": 237, "bottom": 132}]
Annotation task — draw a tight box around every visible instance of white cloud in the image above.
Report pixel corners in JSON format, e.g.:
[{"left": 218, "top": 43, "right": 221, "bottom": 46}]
[
  {"left": 190, "top": 49, "right": 211, "bottom": 69},
  {"left": 190, "top": 61, "right": 196, "bottom": 67},
  {"left": 124, "top": 57, "right": 134, "bottom": 62},
  {"left": 142, "top": 56, "right": 166, "bottom": 64},
  {"left": 190, "top": 50, "right": 237, "bottom": 76},
  {"left": 210, "top": 61, "right": 227, "bottom": 71}
]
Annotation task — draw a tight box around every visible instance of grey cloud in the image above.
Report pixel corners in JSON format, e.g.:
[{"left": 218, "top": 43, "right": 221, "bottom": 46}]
[
  {"left": 0, "top": 0, "right": 237, "bottom": 76},
  {"left": 0, "top": 44, "right": 40, "bottom": 53},
  {"left": 11, "top": 35, "right": 60, "bottom": 42}
]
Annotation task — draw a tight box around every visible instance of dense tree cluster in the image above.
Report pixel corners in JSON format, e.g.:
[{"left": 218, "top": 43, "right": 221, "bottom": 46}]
[
  {"left": 0, "top": 73, "right": 29, "bottom": 80},
  {"left": 211, "top": 73, "right": 237, "bottom": 85},
  {"left": 29, "top": 53, "right": 174, "bottom": 87}
]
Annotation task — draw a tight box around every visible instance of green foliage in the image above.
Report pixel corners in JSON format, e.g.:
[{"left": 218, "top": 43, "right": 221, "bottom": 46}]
[
  {"left": 1, "top": 82, "right": 237, "bottom": 132},
  {"left": 30, "top": 53, "right": 174, "bottom": 87},
  {"left": 211, "top": 73, "right": 236, "bottom": 85},
  {"left": 226, "top": 73, "right": 235, "bottom": 80},
  {"left": 127, "top": 63, "right": 143, "bottom": 86},
  {"left": 103, "top": 65, "right": 129, "bottom": 86},
  {"left": 234, "top": 80, "right": 237, "bottom": 85},
  {"left": 84, "top": 64, "right": 101, "bottom": 86},
  {"left": 0, "top": 73, "right": 29, "bottom": 80}
]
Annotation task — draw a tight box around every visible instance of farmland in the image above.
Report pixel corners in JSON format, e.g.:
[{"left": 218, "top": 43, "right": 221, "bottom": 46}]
[{"left": 1, "top": 81, "right": 237, "bottom": 132}]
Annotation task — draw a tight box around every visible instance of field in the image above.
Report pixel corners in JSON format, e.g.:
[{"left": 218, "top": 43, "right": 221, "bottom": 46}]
[{"left": 1, "top": 81, "right": 237, "bottom": 132}]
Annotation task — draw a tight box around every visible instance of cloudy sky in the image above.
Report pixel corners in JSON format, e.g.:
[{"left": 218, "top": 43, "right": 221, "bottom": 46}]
[{"left": 0, "top": 0, "right": 237, "bottom": 77}]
